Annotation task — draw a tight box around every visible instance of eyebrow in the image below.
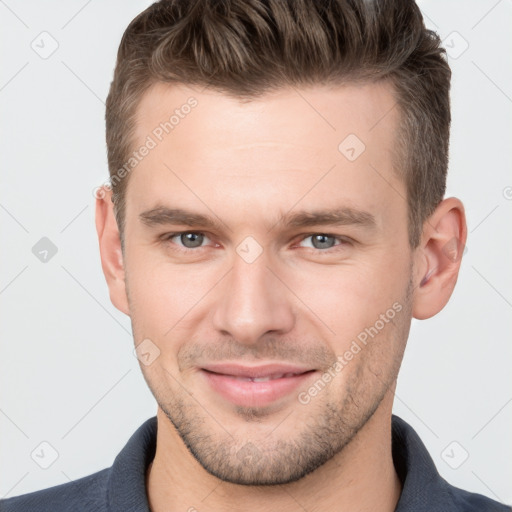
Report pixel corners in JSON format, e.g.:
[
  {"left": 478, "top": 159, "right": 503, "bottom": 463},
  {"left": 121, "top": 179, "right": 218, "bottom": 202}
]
[
  {"left": 139, "top": 206, "right": 376, "bottom": 232},
  {"left": 139, "top": 207, "right": 225, "bottom": 231},
  {"left": 279, "top": 207, "right": 377, "bottom": 230}
]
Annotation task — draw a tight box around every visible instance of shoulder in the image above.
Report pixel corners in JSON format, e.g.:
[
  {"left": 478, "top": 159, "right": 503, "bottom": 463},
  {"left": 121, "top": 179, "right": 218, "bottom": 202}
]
[
  {"left": 443, "top": 482, "right": 511, "bottom": 512},
  {"left": 0, "top": 467, "right": 110, "bottom": 512},
  {"left": 391, "top": 415, "right": 511, "bottom": 512},
  {"left": 0, "top": 417, "right": 157, "bottom": 512}
]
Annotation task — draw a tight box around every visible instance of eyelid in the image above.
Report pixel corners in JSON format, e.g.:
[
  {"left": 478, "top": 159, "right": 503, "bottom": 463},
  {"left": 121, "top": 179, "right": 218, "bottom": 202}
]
[
  {"left": 297, "top": 232, "right": 350, "bottom": 241},
  {"left": 160, "top": 231, "right": 353, "bottom": 252},
  {"left": 161, "top": 230, "right": 216, "bottom": 249},
  {"left": 294, "top": 233, "right": 353, "bottom": 250}
]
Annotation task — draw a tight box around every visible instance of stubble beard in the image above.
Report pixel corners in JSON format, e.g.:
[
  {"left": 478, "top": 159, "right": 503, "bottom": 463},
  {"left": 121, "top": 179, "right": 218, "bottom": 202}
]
[{"left": 139, "top": 275, "right": 414, "bottom": 486}]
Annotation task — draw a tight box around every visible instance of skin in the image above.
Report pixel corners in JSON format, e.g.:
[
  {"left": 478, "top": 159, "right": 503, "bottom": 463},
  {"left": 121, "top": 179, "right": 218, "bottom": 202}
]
[{"left": 96, "top": 81, "right": 467, "bottom": 512}]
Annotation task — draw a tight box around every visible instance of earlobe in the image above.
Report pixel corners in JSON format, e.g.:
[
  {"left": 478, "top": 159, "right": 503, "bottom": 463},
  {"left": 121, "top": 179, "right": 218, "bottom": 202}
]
[
  {"left": 412, "top": 197, "right": 467, "bottom": 320},
  {"left": 95, "top": 186, "right": 130, "bottom": 316}
]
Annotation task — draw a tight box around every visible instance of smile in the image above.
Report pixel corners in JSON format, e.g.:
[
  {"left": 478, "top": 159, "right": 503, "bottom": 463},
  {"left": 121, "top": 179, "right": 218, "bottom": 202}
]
[{"left": 200, "top": 363, "right": 317, "bottom": 408}]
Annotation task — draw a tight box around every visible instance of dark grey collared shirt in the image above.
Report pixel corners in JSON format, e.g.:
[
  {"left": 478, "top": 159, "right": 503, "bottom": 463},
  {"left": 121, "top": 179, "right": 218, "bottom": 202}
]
[{"left": 2, "top": 415, "right": 510, "bottom": 511}]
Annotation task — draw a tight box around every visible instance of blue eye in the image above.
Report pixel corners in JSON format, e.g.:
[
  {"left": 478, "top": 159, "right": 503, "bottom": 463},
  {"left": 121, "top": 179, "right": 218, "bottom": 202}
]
[
  {"left": 298, "top": 234, "right": 345, "bottom": 250},
  {"left": 168, "top": 232, "right": 210, "bottom": 248}
]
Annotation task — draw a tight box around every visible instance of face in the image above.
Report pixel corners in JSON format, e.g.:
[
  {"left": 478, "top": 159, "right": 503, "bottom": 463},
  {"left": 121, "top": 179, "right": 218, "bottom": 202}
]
[{"left": 120, "top": 81, "right": 415, "bottom": 485}]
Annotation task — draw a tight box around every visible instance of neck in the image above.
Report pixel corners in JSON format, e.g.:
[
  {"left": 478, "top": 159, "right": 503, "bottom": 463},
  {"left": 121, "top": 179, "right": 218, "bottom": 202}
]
[{"left": 146, "top": 392, "right": 402, "bottom": 512}]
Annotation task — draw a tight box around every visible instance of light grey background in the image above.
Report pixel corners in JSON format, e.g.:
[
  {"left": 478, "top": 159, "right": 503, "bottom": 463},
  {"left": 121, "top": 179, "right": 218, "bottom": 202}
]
[{"left": 1, "top": 0, "right": 511, "bottom": 503}]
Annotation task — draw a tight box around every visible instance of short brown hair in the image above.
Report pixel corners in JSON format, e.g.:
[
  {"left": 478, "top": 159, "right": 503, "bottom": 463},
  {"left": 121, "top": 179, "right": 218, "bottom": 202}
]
[{"left": 105, "top": 0, "right": 451, "bottom": 248}]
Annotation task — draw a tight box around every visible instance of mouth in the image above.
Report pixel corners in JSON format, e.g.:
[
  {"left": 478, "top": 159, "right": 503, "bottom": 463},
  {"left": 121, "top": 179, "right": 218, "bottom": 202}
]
[
  {"left": 215, "top": 371, "right": 308, "bottom": 382},
  {"left": 199, "top": 363, "right": 317, "bottom": 408}
]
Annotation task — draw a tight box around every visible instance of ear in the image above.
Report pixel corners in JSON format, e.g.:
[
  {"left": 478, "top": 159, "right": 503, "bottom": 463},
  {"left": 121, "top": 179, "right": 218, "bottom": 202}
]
[
  {"left": 412, "top": 197, "right": 467, "bottom": 320},
  {"left": 95, "top": 186, "right": 130, "bottom": 316}
]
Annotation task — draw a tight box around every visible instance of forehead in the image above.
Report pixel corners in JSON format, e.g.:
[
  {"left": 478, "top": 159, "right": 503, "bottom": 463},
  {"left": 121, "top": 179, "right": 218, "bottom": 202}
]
[
  {"left": 134, "top": 80, "right": 398, "bottom": 152},
  {"left": 126, "top": 80, "right": 404, "bottom": 232}
]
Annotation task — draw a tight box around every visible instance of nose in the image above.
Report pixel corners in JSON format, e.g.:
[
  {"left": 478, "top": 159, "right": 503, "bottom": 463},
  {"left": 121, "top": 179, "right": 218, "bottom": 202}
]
[{"left": 212, "top": 251, "right": 295, "bottom": 345}]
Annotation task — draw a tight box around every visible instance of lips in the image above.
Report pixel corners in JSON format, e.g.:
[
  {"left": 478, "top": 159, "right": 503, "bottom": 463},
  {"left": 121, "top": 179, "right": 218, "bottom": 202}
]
[
  {"left": 200, "top": 363, "right": 316, "bottom": 408},
  {"left": 226, "top": 372, "right": 305, "bottom": 382},
  {"left": 202, "top": 363, "right": 313, "bottom": 377}
]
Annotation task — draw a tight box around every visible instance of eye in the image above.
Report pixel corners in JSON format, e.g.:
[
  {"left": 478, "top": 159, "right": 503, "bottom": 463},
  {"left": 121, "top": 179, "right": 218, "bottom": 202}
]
[
  {"left": 166, "top": 232, "right": 211, "bottom": 249},
  {"left": 298, "top": 234, "right": 347, "bottom": 250}
]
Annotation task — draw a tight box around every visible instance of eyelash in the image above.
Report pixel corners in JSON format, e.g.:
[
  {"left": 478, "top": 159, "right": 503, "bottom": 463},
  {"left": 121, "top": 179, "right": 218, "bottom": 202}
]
[
  {"left": 161, "top": 231, "right": 352, "bottom": 253},
  {"left": 161, "top": 232, "right": 216, "bottom": 252},
  {"left": 296, "top": 233, "right": 351, "bottom": 252}
]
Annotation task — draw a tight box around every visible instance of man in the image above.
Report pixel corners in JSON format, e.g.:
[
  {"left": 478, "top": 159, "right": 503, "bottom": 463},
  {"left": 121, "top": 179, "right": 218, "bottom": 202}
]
[{"left": 2, "top": 0, "right": 509, "bottom": 511}]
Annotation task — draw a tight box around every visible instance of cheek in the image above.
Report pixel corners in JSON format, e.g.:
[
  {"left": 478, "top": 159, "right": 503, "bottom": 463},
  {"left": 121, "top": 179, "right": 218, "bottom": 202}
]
[
  {"left": 286, "top": 253, "right": 409, "bottom": 345},
  {"left": 125, "top": 249, "right": 221, "bottom": 339}
]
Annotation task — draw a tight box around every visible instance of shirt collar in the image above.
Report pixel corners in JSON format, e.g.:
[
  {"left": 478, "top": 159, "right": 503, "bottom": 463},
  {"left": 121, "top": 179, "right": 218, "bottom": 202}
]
[
  {"left": 107, "top": 416, "right": 156, "bottom": 512},
  {"left": 391, "top": 414, "right": 454, "bottom": 511},
  {"left": 105, "top": 414, "right": 453, "bottom": 511}
]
